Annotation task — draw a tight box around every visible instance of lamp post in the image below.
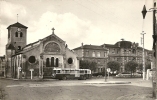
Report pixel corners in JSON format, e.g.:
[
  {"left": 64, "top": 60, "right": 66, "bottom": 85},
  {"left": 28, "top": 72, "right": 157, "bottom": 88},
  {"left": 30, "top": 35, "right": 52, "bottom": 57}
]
[
  {"left": 141, "top": 31, "right": 146, "bottom": 80},
  {"left": 142, "top": 0, "right": 157, "bottom": 98}
]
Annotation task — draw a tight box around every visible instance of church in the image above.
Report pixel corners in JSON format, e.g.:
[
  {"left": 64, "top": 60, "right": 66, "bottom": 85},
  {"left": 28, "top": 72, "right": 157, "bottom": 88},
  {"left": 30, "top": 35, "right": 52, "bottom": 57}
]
[{"left": 5, "top": 22, "right": 79, "bottom": 79}]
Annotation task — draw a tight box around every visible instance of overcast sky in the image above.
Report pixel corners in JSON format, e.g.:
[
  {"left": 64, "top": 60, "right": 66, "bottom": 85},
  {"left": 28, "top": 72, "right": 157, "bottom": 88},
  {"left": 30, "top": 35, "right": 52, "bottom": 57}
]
[{"left": 0, "top": 0, "right": 154, "bottom": 55}]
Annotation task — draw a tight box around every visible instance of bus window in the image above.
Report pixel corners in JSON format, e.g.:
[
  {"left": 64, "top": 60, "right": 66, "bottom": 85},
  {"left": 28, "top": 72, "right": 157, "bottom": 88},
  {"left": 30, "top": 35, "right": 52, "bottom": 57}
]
[
  {"left": 80, "top": 70, "right": 84, "bottom": 73},
  {"left": 57, "top": 70, "right": 60, "bottom": 73}
]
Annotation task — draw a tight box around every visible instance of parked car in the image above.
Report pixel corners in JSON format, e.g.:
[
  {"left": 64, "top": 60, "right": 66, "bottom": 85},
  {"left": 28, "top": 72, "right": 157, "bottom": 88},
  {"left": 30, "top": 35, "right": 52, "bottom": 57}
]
[
  {"left": 116, "top": 72, "right": 141, "bottom": 78},
  {"left": 116, "top": 72, "right": 131, "bottom": 77}
]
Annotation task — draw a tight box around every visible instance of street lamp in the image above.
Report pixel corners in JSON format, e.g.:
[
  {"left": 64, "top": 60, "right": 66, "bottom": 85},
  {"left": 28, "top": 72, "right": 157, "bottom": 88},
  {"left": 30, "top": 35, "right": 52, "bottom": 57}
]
[
  {"left": 141, "top": 31, "right": 146, "bottom": 80},
  {"left": 141, "top": 4, "right": 147, "bottom": 80}
]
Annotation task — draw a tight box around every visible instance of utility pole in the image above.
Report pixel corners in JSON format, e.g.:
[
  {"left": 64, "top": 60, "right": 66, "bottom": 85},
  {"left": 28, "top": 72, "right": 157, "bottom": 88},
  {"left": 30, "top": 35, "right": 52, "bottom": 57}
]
[{"left": 141, "top": 31, "right": 146, "bottom": 80}]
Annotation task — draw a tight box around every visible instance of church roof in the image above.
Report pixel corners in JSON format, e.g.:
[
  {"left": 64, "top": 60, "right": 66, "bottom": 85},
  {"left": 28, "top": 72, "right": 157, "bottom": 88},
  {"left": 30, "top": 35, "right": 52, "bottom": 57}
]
[
  {"left": 7, "top": 22, "right": 28, "bottom": 29},
  {"left": 22, "top": 33, "right": 65, "bottom": 50},
  {"left": 73, "top": 45, "right": 108, "bottom": 50},
  {"left": 6, "top": 44, "right": 15, "bottom": 50}
]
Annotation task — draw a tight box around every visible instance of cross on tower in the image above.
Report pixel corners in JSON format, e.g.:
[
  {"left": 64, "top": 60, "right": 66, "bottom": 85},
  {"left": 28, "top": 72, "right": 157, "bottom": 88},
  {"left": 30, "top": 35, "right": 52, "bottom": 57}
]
[
  {"left": 52, "top": 27, "right": 55, "bottom": 34},
  {"left": 17, "top": 14, "right": 18, "bottom": 22}
]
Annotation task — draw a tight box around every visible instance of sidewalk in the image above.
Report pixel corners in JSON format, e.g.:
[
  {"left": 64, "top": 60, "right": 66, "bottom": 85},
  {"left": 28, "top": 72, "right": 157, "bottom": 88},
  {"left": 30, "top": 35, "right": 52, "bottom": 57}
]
[
  {"left": 83, "top": 78, "right": 152, "bottom": 87},
  {"left": 83, "top": 78, "right": 153, "bottom": 100},
  {"left": 0, "top": 77, "right": 57, "bottom": 81}
]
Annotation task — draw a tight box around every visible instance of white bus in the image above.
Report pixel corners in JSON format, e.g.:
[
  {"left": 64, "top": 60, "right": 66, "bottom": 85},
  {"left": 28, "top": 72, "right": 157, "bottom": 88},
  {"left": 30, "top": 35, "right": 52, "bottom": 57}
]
[{"left": 53, "top": 68, "right": 92, "bottom": 80}]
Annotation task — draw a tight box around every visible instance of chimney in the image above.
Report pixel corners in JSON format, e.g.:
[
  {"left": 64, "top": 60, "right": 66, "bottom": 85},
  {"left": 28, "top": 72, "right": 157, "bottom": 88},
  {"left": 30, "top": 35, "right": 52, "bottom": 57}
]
[
  {"left": 136, "top": 43, "right": 139, "bottom": 47},
  {"left": 103, "top": 44, "right": 105, "bottom": 48},
  {"left": 65, "top": 44, "right": 68, "bottom": 48},
  {"left": 81, "top": 43, "right": 83, "bottom": 48}
]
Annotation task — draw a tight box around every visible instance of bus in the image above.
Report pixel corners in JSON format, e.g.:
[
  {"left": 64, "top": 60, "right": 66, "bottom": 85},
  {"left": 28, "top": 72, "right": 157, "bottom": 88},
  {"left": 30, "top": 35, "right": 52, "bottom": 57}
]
[{"left": 53, "top": 68, "right": 92, "bottom": 80}]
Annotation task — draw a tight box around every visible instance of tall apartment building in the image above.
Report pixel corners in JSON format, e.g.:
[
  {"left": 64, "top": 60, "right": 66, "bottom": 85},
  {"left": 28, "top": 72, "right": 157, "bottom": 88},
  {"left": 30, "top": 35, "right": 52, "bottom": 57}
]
[{"left": 103, "top": 40, "right": 152, "bottom": 72}]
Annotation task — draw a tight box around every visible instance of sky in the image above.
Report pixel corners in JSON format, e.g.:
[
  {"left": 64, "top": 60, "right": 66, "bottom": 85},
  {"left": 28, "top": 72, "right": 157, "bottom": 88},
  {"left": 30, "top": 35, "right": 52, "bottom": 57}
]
[{"left": 0, "top": 0, "right": 154, "bottom": 55}]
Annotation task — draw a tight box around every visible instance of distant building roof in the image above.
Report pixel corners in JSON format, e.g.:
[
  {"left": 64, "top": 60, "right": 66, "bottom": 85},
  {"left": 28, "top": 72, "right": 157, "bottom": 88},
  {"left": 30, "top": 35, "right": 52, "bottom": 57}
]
[
  {"left": 7, "top": 22, "right": 28, "bottom": 29},
  {"left": 102, "top": 43, "right": 119, "bottom": 48},
  {"left": 103, "top": 41, "right": 152, "bottom": 51},
  {"left": 73, "top": 45, "right": 108, "bottom": 50},
  {"left": 114, "top": 41, "right": 132, "bottom": 48}
]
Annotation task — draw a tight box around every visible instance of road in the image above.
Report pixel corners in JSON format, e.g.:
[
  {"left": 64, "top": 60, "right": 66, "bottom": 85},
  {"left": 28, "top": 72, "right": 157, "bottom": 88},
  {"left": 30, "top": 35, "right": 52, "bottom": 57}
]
[{"left": 0, "top": 78, "right": 154, "bottom": 100}]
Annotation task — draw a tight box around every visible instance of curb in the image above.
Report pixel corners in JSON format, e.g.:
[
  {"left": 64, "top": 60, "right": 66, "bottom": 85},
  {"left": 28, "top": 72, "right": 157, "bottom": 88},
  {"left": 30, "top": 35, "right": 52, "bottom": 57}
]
[
  {"left": 13, "top": 79, "right": 57, "bottom": 81},
  {"left": 83, "top": 81, "right": 131, "bottom": 84}
]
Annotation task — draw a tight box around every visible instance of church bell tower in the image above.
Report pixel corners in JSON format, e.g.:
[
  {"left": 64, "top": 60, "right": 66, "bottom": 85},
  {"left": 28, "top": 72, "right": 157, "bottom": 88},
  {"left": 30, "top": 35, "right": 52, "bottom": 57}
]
[
  {"left": 6, "top": 22, "right": 28, "bottom": 52},
  {"left": 5, "top": 22, "right": 28, "bottom": 77}
]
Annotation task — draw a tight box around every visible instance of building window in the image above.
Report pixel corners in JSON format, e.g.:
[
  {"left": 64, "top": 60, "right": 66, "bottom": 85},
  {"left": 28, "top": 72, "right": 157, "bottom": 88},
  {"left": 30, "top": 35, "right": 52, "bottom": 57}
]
[
  {"left": 92, "top": 51, "right": 95, "bottom": 57},
  {"left": 117, "top": 50, "right": 119, "bottom": 54},
  {"left": 129, "top": 50, "right": 131, "bottom": 54},
  {"left": 132, "top": 49, "right": 135, "bottom": 54},
  {"left": 15, "top": 32, "right": 18, "bottom": 37},
  {"left": 97, "top": 52, "right": 100, "bottom": 57},
  {"left": 51, "top": 57, "right": 54, "bottom": 67},
  {"left": 46, "top": 58, "right": 50, "bottom": 67},
  {"left": 44, "top": 42, "right": 60, "bottom": 52},
  {"left": 28, "top": 56, "right": 36, "bottom": 64},
  {"left": 97, "top": 60, "right": 100, "bottom": 64},
  {"left": 124, "top": 58, "right": 126, "bottom": 61},
  {"left": 86, "top": 50, "right": 89, "bottom": 57},
  {"left": 56, "top": 58, "right": 59, "bottom": 67},
  {"left": 112, "top": 49, "right": 115, "bottom": 54},
  {"left": 104, "top": 51, "right": 107, "bottom": 57},
  {"left": 20, "top": 32, "right": 23, "bottom": 37},
  {"left": 67, "top": 58, "right": 73, "bottom": 64}
]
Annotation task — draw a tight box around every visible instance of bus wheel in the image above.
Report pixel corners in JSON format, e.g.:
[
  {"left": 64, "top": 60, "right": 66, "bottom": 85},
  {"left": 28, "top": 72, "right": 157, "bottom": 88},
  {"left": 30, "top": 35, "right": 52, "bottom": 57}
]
[
  {"left": 62, "top": 76, "right": 67, "bottom": 80},
  {"left": 83, "top": 76, "right": 86, "bottom": 80}
]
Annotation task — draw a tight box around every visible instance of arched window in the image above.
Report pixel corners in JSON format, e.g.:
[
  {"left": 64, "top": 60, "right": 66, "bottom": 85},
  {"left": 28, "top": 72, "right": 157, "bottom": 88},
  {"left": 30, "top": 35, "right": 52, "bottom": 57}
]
[
  {"left": 44, "top": 42, "right": 60, "bottom": 52},
  {"left": 15, "top": 32, "right": 18, "bottom": 37},
  {"left": 20, "top": 32, "right": 23, "bottom": 37},
  {"left": 56, "top": 58, "right": 59, "bottom": 67},
  {"left": 46, "top": 58, "right": 50, "bottom": 67},
  {"left": 51, "top": 57, "right": 54, "bottom": 67}
]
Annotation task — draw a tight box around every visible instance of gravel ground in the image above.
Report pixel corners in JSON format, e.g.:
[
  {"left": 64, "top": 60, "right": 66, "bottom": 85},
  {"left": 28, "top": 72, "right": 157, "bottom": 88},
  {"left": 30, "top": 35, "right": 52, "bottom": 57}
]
[{"left": 0, "top": 78, "right": 154, "bottom": 100}]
